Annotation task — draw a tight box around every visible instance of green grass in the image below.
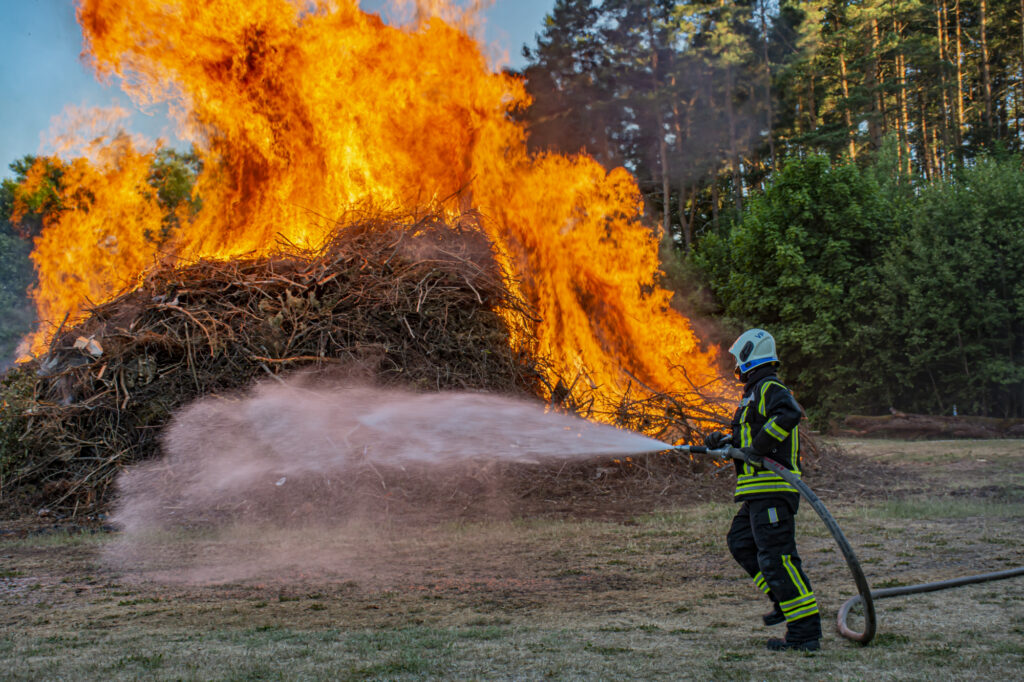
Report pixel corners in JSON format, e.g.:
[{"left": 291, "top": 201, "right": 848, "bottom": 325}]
[
  {"left": 862, "top": 498, "right": 1024, "bottom": 520},
  {"left": 4, "top": 530, "right": 111, "bottom": 549}
]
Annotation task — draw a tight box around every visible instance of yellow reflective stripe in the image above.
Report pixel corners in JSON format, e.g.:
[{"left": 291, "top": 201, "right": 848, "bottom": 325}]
[
  {"left": 740, "top": 408, "right": 751, "bottom": 446},
  {"left": 736, "top": 475, "right": 797, "bottom": 485},
  {"left": 735, "top": 483, "right": 799, "bottom": 495},
  {"left": 753, "top": 572, "right": 770, "bottom": 595},
  {"left": 782, "top": 555, "right": 811, "bottom": 596},
  {"left": 780, "top": 593, "right": 816, "bottom": 609},
  {"left": 736, "top": 480, "right": 791, "bottom": 489},
  {"left": 740, "top": 407, "right": 753, "bottom": 475},
  {"left": 781, "top": 591, "right": 818, "bottom": 622},
  {"left": 737, "top": 472, "right": 786, "bottom": 481},
  {"left": 764, "top": 419, "right": 789, "bottom": 441},
  {"left": 785, "top": 605, "right": 820, "bottom": 622},
  {"left": 758, "top": 381, "right": 786, "bottom": 416},
  {"left": 737, "top": 471, "right": 801, "bottom": 483},
  {"left": 792, "top": 429, "right": 800, "bottom": 473}
]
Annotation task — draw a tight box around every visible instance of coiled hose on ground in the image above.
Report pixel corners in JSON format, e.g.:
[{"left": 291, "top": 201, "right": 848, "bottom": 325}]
[{"left": 669, "top": 445, "right": 1024, "bottom": 645}]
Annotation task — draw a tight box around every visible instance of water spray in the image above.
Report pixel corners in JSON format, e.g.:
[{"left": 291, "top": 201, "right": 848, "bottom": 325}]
[
  {"left": 636, "top": 443, "right": 1024, "bottom": 646},
  {"left": 108, "top": 383, "right": 1024, "bottom": 639}
]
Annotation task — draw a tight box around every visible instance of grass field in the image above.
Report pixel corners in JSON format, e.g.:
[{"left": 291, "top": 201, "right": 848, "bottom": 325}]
[{"left": 2, "top": 438, "right": 1023, "bottom": 680}]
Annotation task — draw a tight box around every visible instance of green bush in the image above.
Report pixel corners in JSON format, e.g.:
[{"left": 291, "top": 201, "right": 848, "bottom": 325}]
[
  {"left": 694, "top": 155, "right": 897, "bottom": 420},
  {"left": 693, "top": 152, "right": 1024, "bottom": 421},
  {"left": 875, "top": 157, "right": 1024, "bottom": 417},
  {"left": 0, "top": 366, "right": 37, "bottom": 500}
]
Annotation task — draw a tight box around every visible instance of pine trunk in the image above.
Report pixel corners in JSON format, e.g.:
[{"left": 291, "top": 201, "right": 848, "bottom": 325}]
[
  {"left": 711, "top": 176, "right": 720, "bottom": 229},
  {"left": 1020, "top": 0, "right": 1024, "bottom": 140},
  {"left": 659, "top": 134, "right": 671, "bottom": 236},
  {"left": 897, "top": 45, "right": 911, "bottom": 175},
  {"left": 919, "top": 88, "right": 932, "bottom": 180},
  {"left": 681, "top": 184, "right": 695, "bottom": 252},
  {"left": 670, "top": 80, "right": 691, "bottom": 251},
  {"left": 759, "top": 1, "right": 776, "bottom": 167},
  {"left": 646, "top": 14, "right": 671, "bottom": 236},
  {"left": 839, "top": 45, "right": 857, "bottom": 159},
  {"left": 725, "top": 65, "right": 743, "bottom": 213},
  {"left": 937, "top": 1, "right": 952, "bottom": 172},
  {"left": 868, "top": 16, "right": 883, "bottom": 147},
  {"left": 808, "top": 67, "right": 818, "bottom": 130},
  {"left": 954, "top": 0, "right": 966, "bottom": 157},
  {"left": 979, "top": 0, "right": 994, "bottom": 138}
]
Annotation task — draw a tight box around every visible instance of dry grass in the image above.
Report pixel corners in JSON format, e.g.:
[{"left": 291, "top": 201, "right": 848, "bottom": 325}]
[{"left": 1, "top": 438, "right": 1023, "bottom": 680}]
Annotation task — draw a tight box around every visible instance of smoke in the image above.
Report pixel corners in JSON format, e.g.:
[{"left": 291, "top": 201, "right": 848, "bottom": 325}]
[
  {"left": 105, "top": 378, "right": 667, "bottom": 583},
  {"left": 43, "top": 104, "right": 154, "bottom": 162}
]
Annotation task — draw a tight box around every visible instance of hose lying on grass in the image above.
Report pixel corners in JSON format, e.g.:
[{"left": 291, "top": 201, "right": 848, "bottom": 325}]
[{"left": 662, "top": 445, "right": 1024, "bottom": 646}]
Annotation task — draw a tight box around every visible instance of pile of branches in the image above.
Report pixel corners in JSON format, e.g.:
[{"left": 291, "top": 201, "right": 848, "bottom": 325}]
[
  {"left": 0, "top": 214, "right": 746, "bottom": 518},
  {"left": 0, "top": 216, "right": 541, "bottom": 513}
]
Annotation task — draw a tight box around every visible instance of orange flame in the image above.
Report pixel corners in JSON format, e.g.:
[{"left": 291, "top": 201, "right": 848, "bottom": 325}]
[{"left": 25, "top": 0, "right": 726, "bottom": 420}]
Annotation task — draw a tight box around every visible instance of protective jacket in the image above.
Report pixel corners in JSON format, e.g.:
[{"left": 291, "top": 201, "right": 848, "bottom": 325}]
[{"left": 730, "top": 365, "right": 803, "bottom": 506}]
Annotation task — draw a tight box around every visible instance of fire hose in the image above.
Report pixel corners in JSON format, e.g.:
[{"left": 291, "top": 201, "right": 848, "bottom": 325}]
[{"left": 661, "top": 445, "right": 1024, "bottom": 646}]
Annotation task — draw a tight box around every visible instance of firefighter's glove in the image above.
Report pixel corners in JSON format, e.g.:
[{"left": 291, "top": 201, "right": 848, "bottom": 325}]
[
  {"left": 703, "top": 431, "right": 732, "bottom": 450},
  {"left": 739, "top": 447, "right": 764, "bottom": 468}
]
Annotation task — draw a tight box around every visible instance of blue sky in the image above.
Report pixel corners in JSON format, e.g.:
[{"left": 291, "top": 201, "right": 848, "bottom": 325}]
[{"left": 0, "top": 0, "right": 554, "bottom": 178}]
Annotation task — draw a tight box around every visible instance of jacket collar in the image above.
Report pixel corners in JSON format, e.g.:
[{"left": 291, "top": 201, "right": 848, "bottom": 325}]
[{"left": 743, "top": 364, "right": 778, "bottom": 393}]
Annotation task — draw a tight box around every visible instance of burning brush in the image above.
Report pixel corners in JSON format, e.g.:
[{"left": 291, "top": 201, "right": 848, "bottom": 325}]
[{"left": 0, "top": 216, "right": 731, "bottom": 514}]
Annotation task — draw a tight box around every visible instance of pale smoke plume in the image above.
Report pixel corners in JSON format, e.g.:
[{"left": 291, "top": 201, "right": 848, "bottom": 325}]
[
  {"left": 105, "top": 379, "right": 668, "bottom": 583},
  {"left": 42, "top": 103, "right": 154, "bottom": 161}
]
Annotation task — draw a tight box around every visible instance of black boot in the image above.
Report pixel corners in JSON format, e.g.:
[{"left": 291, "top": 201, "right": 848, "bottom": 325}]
[
  {"left": 766, "top": 636, "right": 820, "bottom": 652},
  {"left": 762, "top": 603, "right": 784, "bottom": 626},
  {"left": 768, "top": 616, "right": 822, "bottom": 651}
]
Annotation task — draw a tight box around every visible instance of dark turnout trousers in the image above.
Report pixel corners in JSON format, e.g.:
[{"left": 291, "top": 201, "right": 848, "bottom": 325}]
[{"left": 727, "top": 497, "right": 822, "bottom": 642}]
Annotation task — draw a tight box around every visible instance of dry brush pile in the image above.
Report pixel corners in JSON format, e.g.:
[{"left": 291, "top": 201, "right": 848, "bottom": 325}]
[{"left": 0, "top": 215, "right": 734, "bottom": 517}]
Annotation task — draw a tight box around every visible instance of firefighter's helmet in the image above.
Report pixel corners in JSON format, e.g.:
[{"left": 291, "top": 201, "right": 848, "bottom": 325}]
[{"left": 729, "top": 328, "right": 778, "bottom": 377}]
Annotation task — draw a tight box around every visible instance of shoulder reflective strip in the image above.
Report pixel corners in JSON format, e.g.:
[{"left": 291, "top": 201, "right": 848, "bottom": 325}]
[
  {"left": 782, "top": 555, "right": 811, "bottom": 595},
  {"left": 758, "top": 381, "right": 786, "bottom": 415}
]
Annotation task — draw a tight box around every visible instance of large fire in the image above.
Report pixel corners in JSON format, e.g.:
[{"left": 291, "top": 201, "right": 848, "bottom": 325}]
[{"left": 20, "top": 0, "right": 725, "bottom": 421}]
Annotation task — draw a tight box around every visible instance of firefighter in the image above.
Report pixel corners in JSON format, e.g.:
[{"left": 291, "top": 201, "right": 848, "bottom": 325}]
[{"left": 704, "top": 328, "right": 822, "bottom": 651}]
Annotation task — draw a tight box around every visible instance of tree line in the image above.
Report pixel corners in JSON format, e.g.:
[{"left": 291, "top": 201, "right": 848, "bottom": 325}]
[
  {"left": 520, "top": 0, "right": 1024, "bottom": 421},
  {"left": 519, "top": 0, "right": 1024, "bottom": 247},
  {"left": 696, "top": 149, "right": 1024, "bottom": 422}
]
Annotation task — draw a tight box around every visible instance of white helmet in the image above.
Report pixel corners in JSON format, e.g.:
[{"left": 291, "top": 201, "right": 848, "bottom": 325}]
[{"left": 729, "top": 328, "right": 779, "bottom": 376}]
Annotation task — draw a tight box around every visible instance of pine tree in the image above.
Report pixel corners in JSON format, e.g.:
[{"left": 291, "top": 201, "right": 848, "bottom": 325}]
[{"left": 520, "top": 0, "right": 619, "bottom": 164}]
